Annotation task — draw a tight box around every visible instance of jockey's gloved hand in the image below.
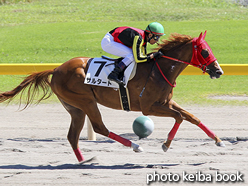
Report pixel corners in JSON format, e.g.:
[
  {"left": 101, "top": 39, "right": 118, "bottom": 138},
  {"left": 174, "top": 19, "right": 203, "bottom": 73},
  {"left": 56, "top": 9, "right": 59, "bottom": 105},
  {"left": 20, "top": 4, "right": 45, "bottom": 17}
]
[
  {"left": 153, "top": 51, "right": 164, "bottom": 59},
  {"left": 147, "top": 51, "right": 163, "bottom": 60}
]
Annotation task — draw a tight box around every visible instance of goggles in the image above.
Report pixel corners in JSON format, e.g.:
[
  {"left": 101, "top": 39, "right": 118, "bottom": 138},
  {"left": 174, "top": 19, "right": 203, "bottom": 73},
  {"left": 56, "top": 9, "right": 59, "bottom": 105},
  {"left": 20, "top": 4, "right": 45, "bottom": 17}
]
[{"left": 153, "top": 35, "right": 160, "bottom": 41}]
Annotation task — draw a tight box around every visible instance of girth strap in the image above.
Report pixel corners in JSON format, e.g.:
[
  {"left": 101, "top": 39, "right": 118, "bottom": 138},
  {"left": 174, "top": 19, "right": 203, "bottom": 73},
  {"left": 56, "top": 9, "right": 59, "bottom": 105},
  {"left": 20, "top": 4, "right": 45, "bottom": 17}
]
[{"left": 119, "top": 84, "right": 130, "bottom": 111}]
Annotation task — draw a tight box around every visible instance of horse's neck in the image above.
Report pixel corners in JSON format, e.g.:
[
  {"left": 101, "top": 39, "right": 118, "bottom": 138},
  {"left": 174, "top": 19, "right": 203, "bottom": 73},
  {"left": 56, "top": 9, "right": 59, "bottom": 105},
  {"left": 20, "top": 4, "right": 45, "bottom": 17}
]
[
  {"left": 172, "top": 62, "right": 188, "bottom": 78},
  {"left": 160, "top": 42, "right": 192, "bottom": 81},
  {"left": 157, "top": 59, "right": 188, "bottom": 83}
]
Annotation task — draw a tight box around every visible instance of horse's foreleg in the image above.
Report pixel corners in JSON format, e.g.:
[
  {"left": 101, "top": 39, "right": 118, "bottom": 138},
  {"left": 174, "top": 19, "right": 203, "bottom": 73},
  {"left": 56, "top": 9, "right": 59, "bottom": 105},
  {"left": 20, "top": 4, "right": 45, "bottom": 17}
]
[
  {"left": 162, "top": 122, "right": 181, "bottom": 152},
  {"left": 197, "top": 122, "right": 224, "bottom": 146},
  {"left": 141, "top": 102, "right": 184, "bottom": 152},
  {"left": 171, "top": 100, "right": 225, "bottom": 147}
]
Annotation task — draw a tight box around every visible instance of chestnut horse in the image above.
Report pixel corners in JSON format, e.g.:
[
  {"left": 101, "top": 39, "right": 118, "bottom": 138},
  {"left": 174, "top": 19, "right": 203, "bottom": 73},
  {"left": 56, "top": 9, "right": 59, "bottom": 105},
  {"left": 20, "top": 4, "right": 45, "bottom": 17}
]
[{"left": 0, "top": 31, "right": 224, "bottom": 162}]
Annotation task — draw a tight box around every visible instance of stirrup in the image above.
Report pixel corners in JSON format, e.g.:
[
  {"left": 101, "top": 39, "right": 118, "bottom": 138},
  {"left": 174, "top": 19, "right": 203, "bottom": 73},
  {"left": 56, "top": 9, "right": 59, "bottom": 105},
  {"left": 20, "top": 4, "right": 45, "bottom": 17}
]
[
  {"left": 108, "top": 65, "right": 125, "bottom": 86},
  {"left": 108, "top": 74, "right": 125, "bottom": 86}
]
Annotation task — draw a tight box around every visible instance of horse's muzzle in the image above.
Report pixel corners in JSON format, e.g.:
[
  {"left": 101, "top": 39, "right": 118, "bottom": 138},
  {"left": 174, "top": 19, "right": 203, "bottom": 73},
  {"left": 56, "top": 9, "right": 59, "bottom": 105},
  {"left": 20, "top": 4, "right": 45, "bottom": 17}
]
[{"left": 206, "top": 61, "right": 224, "bottom": 79}]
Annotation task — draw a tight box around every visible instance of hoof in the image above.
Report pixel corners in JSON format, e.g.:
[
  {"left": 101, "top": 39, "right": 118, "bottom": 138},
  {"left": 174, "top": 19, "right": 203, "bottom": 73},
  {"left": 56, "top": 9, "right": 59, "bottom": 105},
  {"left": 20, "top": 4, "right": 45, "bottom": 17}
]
[
  {"left": 162, "top": 144, "right": 169, "bottom": 152},
  {"left": 216, "top": 141, "right": 225, "bottom": 147},
  {"left": 79, "top": 156, "right": 99, "bottom": 165},
  {"left": 131, "top": 143, "right": 143, "bottom": 152},
  {"left": 133, "top": 146, "right": 143, "bottom": 153}
]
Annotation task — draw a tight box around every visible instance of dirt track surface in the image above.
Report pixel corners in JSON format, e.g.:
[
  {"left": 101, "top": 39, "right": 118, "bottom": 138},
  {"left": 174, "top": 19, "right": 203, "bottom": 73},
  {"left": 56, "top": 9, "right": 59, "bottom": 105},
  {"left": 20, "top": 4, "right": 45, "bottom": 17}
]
[{"left": 0, "top": 104, "right": 247, "bottom": 186}]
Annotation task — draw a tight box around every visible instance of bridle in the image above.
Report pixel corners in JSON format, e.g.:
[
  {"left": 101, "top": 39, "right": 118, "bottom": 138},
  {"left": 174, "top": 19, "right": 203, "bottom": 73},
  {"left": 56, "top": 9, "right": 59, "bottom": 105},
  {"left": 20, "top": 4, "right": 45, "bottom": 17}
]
[
  {"left": 156, "top": 36, "right": 217, "bottom": 87},
  {"left": 139, "top": 31, "right": 217, "bottom": 97}
]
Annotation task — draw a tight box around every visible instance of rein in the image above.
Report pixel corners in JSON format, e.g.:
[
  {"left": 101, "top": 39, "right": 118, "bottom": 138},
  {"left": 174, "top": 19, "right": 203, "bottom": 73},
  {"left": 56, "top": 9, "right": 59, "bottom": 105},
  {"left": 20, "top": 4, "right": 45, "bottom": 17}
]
[
  {"left": 155, "top": 61, "right": 176, "bottom": 87},
  {"left": 156, "top": 38, "right": 212, "bottom": 87},
  {"left": 140, "top": 57, "right": 176, "bottom": 98},
  {"left": 139, "top": 59, "right": 156, "bottom": 97},
  {"left": 155, "top": 54, "right": 193, "bottom": 88},
  {"left": 155, "top": 54, "right": 191, "bottom": 88}
]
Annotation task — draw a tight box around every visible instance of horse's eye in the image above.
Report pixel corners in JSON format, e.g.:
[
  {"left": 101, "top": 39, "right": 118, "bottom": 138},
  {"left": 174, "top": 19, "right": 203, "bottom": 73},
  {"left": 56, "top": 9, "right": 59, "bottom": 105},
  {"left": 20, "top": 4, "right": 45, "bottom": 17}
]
[{"left": 201, "top": 49, "right": 209, "bottom": 58}]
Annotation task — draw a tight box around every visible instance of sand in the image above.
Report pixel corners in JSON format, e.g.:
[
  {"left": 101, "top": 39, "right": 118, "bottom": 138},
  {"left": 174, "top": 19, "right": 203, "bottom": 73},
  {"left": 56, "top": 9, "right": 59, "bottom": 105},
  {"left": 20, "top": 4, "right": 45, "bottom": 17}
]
[{"left": 0, "top": 103, "right": 247, "bottom": 186}]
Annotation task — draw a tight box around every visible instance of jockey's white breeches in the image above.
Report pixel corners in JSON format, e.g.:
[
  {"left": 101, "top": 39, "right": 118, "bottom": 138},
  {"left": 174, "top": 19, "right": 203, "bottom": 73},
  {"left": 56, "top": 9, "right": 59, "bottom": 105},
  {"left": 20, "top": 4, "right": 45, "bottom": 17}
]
[{"left": 101, "top": 32, "right": 134, "bottom": 67}]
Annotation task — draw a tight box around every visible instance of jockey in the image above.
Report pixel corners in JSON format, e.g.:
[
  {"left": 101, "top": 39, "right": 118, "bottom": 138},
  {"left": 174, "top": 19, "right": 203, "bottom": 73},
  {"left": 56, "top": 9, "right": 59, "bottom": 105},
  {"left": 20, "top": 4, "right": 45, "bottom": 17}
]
[{"left": 101, "top": 22, "right": 165, "bottom": 86}]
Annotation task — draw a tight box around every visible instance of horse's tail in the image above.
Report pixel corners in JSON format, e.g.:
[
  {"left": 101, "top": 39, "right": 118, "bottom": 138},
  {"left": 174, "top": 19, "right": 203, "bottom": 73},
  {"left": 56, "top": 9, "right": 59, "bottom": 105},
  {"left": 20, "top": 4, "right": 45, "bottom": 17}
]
[{"left": 0, "top": 69, "right": 54, "bottom": 109}]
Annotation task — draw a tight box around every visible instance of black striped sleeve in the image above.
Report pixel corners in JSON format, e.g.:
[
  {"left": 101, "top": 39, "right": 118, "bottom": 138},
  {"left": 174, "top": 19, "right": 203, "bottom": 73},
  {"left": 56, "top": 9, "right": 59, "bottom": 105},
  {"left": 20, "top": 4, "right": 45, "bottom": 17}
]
[{"left": 132, "top": 35, "right": 148, "bottom": 63}]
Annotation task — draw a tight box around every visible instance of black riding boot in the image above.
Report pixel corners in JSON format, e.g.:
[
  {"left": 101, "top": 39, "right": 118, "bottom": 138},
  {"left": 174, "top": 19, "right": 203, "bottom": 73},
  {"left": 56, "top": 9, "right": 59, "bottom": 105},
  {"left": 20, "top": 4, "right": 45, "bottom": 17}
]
[{"left": 108, "top": 65, "right": 125, "bottom": 86}]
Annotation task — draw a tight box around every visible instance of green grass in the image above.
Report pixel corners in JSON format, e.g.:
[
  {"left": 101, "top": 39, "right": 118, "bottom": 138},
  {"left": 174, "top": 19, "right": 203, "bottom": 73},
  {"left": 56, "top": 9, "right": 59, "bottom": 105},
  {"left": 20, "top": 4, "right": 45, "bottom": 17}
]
[
  {"left": 0, "top": 0, "right": 31, "bottom": 4},
  {"left": 0, "top": 0, "right": 247, "bottom": 106},
  {"left": 0, "top": 20, "right": 248, "bottom": 64},
  {"left": 0, "top": 0, "right": 247, "bottom": 24},
  {"left": 174, "top": 75, "right": 248, "bottom": 106}
]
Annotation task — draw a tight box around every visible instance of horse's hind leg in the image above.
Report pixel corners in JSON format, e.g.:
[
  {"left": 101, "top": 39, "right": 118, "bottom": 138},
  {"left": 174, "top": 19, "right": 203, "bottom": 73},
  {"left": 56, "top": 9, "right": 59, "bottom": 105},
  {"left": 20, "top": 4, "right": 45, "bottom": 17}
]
[
  {"left": 168, "top": 100, "right": 225, "bottom": 148},
  {"left": 82, "top": 100, "right": 143, "bottom": 153},
  {"left": 59, "top": 99, "right": 86, "bottom": 162},
  {"left": 58, "top": 95, "right": 142, "bottom": 162}
]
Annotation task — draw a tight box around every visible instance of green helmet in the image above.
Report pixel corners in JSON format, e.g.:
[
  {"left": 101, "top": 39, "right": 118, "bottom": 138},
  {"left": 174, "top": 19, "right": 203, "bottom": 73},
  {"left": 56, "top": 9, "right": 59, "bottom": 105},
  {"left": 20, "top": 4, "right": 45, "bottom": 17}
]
[{"left": 145, "top": 22, "right": 165, "bottom": 36}]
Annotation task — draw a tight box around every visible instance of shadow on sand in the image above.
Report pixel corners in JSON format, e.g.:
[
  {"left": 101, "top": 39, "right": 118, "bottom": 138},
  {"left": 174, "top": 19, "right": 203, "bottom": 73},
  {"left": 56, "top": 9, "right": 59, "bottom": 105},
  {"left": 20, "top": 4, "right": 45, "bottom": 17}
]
[{"left": 0, "top": 157, "right": 180, "bottom": 170}]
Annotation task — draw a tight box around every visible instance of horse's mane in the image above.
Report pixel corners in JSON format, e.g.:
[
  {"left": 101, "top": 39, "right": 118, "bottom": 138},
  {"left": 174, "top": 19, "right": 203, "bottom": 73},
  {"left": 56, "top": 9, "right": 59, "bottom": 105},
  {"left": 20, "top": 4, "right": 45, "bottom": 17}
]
[{"left": 154, "top": 33, "right": 193, "bottom": 54}]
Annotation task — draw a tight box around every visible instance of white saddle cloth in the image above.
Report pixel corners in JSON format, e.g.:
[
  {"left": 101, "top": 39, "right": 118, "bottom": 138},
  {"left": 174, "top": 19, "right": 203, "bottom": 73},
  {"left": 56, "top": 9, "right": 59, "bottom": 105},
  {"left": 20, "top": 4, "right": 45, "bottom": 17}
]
[{"left": 84, "top": 57, "right": 136, "bottom": 89}]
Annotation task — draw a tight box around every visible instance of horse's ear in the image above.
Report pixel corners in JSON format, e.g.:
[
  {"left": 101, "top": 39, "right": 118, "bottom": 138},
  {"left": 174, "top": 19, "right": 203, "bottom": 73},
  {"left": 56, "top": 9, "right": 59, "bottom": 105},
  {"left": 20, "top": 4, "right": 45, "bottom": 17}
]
[
  {"left": 197, "top": 32, "right": 203, "bottom": 44},
  {"left": 202, "top": 30, "right": 207, "bottom": 40}
]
